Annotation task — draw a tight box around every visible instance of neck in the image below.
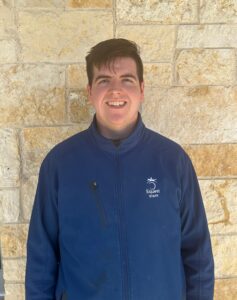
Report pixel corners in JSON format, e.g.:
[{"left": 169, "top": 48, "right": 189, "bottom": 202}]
[{"left": 95, "top": 117, "right": 139, "bottom": 140}]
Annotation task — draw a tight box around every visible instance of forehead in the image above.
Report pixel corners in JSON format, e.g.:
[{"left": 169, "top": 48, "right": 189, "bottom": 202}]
[{"left": 93, "top": 57, "right": 138, "bottom": 76}]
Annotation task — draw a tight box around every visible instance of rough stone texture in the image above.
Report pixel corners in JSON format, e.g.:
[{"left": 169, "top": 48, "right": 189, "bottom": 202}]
[
  {"left": 0, "top": 5, "right": 15, "bottom": 38},
  {"left": 184, "top": 144, "right": 237, "bottom": 178},
  {"left": 142, "top": 86, "right": 237, "bottom": 144},
  {"left": 4, "top": 284, "right": 25, "bottom": 300},
  {"left": 200, "top": 180, "right": 237, "bottom": 235},
  {"left": 0, "top": 64, "right": 66, "bottom": 126},
  {"left": 16, "top": 0, "right": 64, "bottom": 7},
  {"left": 0, "top": 129, "right": 20, "bottom": 188},
  {"left": 67, "top": 0, "right": 112, "bottom": 8},
  {"left": 177, "top": 24, "right": 237, "bottom": 48},
  {"left": 67, "top": 64, "right": 87, "bottom": 89},
  {"left": 214, "top": 278, "right": 237, "bottom": 300},
  {"left": 67, "top": 89, "right": 94, "bottom": 123},
  {"left": 175, "top": 49, "right": 235, "bottom": 85},
  {"left": 212, "top": 235, "right": 237, "bottom": 277},
  {"left": 144, "top": 63, "right": 172, "bottom": 87},
  {"left": 2, "top": 259, "right": 26, "bottom": 282},
  {"left": 22, "top": 125, "right": 86, "bottom": 177},
  {"left": 21, "top": 175, "right": 38, "bottom": 222},
  {"left": 117, "top": 25, "right": 176, "bottom": 62},
  {"left": 116, "top": 0, "right": 198, "bottom": 24},
  {"left": 0, "top": 224, "right": 28, "bottom": 258},
  {"left": 0, "top": 189, "right": 20, "bottom": 223},
  {"left": 18, "top": 11, "right": 113, "bottom": 62},
  {"left": 0, "top": 39, "right": 17, "bottom": 63},
  {"left": 200, "top": 0, "right": 237, "bottom": 23}
]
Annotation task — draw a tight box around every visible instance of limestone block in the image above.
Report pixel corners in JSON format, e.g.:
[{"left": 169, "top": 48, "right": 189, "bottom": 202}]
[
  {"left": 16, "top": 0, "right": 64, "bottom": 7},
  {"left": 214, "top": 278, "right": 237, "bottom": 300},
  {"left": 200, "top": 180, "right": 237, "bottom": 235},
  {"left": 116, "top": 25, "right": 176, "bottom": 62},
  {"left": 0, "top": 129, "right": 20, "bottom": 188},
  {"left": 142, "top": 86, "right": 237, "bottom": 144},
  {"left": 18, "top": 11, "right": 113, "bottom": 62},
  {"left": 4, "top": 284, "right": 25, "bottom": 300},
  {"left": 67, "top": 89, "right": 94, "bottom": 123},
  {"left": 67, "top": 64, "right": 87, "bottom": 89},
  {"left": 200, "top": 0, "right": 237, "bottom": 23},
  {"left": 0, "top": 189, "right": 20, "bottom": 223},
  {"left": 0, "top": 5, "right": 15, "bottom": 38},
  {"left": 144, "top": 63, "right": 172, "bottom": 87},
  {"left": 0, "top": 64, "right": 65, "bottom": 126},
  {"left": 21, "top": 175, "right": 37, "bottom": 222},
  {"left": 184, "top": 144, "right": 237, "bottom": 178},
  {"left": 67, "top": 0, "right": 112, "bottom": 8},
  {"left": 177, "top": 24, "right": 237, "bottom": 48},
  {"left": 116, "top": 0, "right": 198, "bottom": 24},
  {"left": 0, "top": 224, "right": 28, "bottom": 258},
  {"left": 2, "top": 258, "right": 26, "bottom": 282},
  {"left": 212, "top": 235, "right": 237, "bottom": 277},
  {"left": 175, "top": 49, "right": 235, "bottom": 85},
  {"left": 0, "top": 39, "right": 17, "bottom": 63},
  {"left": 22, "top": 125, "right": 86, "bottom": 177}
]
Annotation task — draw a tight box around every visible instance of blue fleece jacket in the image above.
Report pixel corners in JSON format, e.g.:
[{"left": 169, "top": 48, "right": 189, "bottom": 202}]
[{"left": 25, "top": 115, "right": 214, "bottom": 300}]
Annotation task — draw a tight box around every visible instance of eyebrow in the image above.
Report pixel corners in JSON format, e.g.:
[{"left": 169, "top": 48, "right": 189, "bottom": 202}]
[{"left": 94, "top": 73, "right": 138, "bottom": 83}]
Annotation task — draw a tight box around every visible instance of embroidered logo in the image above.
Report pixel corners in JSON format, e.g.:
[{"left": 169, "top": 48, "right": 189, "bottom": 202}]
[{"left": 146, "top": 177, "right": 160, "bottom": 198}]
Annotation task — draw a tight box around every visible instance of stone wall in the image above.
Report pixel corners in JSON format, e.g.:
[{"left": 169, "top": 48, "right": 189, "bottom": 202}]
[{"left": 0, "top": 0, "right": 236, "bottom": 299}]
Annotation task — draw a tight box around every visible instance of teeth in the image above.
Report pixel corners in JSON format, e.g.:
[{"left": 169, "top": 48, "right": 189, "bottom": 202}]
[{"left": 107, "top": 101, "right": 125, "bottom": 107}]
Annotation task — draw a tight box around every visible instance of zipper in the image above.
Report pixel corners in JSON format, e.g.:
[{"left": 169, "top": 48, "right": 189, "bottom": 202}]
[
  {"left": 90, "top": 181, "right": 107, "bottom": 227},
  {"left": 116, "top": 153, "right": 130, "bottom": 300}
]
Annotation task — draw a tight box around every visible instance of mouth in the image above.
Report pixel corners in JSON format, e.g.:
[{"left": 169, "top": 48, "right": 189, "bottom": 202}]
[{"left": 106, "top": 101, "right": 127, "bottom": 108}]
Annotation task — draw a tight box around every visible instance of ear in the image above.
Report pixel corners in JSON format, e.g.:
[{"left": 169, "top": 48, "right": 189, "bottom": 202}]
[{"left": 140, "top": 81, "right": 145, "bottom": 102}]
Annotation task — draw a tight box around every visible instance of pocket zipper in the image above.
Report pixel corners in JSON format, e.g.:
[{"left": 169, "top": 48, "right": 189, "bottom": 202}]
[{"left": 90, "top": 181, "right": 107, "bottom": 227}]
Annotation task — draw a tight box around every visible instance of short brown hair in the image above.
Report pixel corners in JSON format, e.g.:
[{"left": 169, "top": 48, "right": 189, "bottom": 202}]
[{"left": 85, "top": 38, "right": 143, "bottom": 85}]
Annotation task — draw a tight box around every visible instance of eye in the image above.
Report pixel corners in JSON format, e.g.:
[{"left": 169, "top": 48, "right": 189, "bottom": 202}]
[
  {"left": 98, "top": 79, "right": 109, "bottom": 85},
  {"left": 123, "top": 78, "right": 134, "bottom": 84}
]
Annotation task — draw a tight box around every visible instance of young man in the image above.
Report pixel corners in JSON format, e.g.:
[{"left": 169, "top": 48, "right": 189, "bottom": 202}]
[{"left": 25, "top": 39, "right": 214, "bottom": 300}]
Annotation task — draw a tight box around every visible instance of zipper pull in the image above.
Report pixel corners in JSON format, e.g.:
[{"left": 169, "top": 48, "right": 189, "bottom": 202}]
[{"left": 90, "top": 181, "right": 97, "bottom": 190}]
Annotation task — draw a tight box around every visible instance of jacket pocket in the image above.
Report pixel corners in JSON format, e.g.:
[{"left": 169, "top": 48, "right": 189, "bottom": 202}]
[{"left": 90, "top": 181, "right": 107, "bottom": 227}]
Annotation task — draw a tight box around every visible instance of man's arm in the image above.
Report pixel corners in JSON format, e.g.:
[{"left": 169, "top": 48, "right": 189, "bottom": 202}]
[
  {"left": 180, "top": 154, "right": 214, "bottom": 300},
  {"left": 25, "top": 154, "right": 59, "bottom": 300}
]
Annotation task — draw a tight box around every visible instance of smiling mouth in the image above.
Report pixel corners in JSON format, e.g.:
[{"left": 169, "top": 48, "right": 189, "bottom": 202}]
[{"left": 106, "top": 101, "right": 127, "bottom": 108}]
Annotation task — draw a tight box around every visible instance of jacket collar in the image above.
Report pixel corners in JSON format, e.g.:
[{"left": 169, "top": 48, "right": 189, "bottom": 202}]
[{"left": 88, "top": 113, "right": 145, "bottom": 154}]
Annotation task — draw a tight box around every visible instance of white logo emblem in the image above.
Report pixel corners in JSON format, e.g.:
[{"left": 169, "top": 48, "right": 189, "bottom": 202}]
[{"left": 146, "top": 177, "right": 160, "bottom": 198}]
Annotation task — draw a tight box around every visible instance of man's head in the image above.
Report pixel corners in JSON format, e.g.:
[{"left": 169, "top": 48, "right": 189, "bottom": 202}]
[{"left": 86, "top": 38, "right": 143, "bottom": 86}]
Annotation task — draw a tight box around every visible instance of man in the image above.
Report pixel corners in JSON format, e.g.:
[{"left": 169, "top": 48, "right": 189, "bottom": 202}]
[{"left": 25, "top": 38, "right": 214, "bottom": 300}]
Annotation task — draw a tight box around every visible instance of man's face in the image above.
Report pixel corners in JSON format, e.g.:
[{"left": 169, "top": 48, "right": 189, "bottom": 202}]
[{"left": 87, "top": 57, "right": 144, "bottom": 139}]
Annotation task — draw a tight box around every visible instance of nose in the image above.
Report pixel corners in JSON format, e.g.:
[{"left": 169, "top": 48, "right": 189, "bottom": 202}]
[{"left": 109, "top": 79, "right": 122, "bottom": 92}]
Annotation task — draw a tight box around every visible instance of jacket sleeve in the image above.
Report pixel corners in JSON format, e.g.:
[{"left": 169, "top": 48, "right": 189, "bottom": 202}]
[
  {"left": 25, "top": 153, "right": 59, "bottom": 300},
  {"left": 180, "top": 153, "right": 214, "bottom": 300}
]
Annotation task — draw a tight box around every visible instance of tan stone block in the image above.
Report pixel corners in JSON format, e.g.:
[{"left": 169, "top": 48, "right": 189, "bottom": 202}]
[
  {"left": 2, "top": 259, "right": 26, "bottom": 282},
  {"left": 4, "top": 284, "right": 25, "bottom": 300},
  {"left": 144, "top": 63, "right": 172, "bottom": 87},
  {"left": 16, "top": 0, "right": 64, "bottom": 7},
  {"left": 117, "top": 25, "right": 176, "bottom": 62},
  {"left": 142, "top": 86, "right": 237, "bottom": 144},
  {"left": 177, "top": 24, "right": 237, "bottom": 48},
  {"left": 0, "top": 189, "right": 20, "bottom": 223},
  {"left": 214, "top": 278, "right": 237, "bottom": 300},
  {"left": 184, "top": 144, "right": 237, "bottom": 177},
  {"left": 67, "top": 89, "right": 94, "bottom": 123},
  {"left": 67, "top": 64, "right": 87, "bottom": 89},
  {"left": 21, "top": 175, "right": 38, "bottom": 222},
  {"left": 0, "top": 64, "right": 66, "bottom": 126},
  {"left": 0, "top": 129, "right": 20, "bottom": 188},
  {"left": 0, "top": 39, "right": 17, "bottom": 63},
  {"left": 67, "top": 0, "right": 112, "bottom": 8},
  {"left": 175, "top": 49, "right": 235, "bottom": 85},
  {"left": 0, "top": 224, "right": 28, "bottom": 258},
  {"left": 200, "top": 0, "right": 237, "bottom": 23},
  {"left": 18, "top": 11, "right": 113, "bottom": 62},
  {"left": 200, "top": 180, "right": 237, "bottom": 235},
  {"left": 22, "top": 125, "right": 87, "bottom": 177},
  {"left": 116, "top": 0, "right": 198, "bottom": 24},
  {"left": 212, "top": 235, "right": 237, "bottom": 277},
  {"left": 0, "top": 5, "right": 15, "bottom": 38}
]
